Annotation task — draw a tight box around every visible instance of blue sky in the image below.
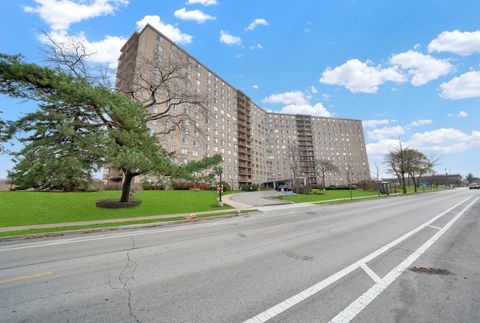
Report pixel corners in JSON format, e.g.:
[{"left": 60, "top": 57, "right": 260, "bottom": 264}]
[{"left": 1, "top": 0, "right": 479, "bottom": 178}]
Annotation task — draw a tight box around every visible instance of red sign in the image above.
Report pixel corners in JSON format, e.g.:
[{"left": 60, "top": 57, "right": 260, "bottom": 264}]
[{"left": 216, "top": 184, "right": 224, "bottom": 193}]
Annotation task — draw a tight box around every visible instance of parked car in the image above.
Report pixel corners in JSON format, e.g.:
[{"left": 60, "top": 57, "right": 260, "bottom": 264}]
[{"left": 468, "top": 183, "right": 479, "bottom": 189}]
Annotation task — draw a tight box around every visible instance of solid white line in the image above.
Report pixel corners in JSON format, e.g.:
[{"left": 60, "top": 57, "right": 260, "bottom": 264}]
[
  {"left": 242, "top": 196, "right": 472, "bottom": 323},
  {"left": 360, "top": 263, "right": 383, "bottom": 284},
  {"left": 426, "top": 224, "right": 442, "bottom": 230},
  {"left": 328, "top": 196, "right": 479, "bottom": 323}
]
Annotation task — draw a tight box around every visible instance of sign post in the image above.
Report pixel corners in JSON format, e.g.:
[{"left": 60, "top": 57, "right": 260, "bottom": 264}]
[{"left": 217, "top": 167, "right": 223, "bottom": 207}]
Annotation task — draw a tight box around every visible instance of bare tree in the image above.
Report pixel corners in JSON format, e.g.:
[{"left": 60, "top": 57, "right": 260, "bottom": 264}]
[
  {"left": 384, "top": 140, "right": 408, "bottom": 194},
  {"left": 405, "top": 151, "right": 438, "bottom": 192},
  {"left": 315, "top": 159, "right": 338, "bottom": 190},
  {"left": 287, "top": 144, "right": 303, "bottom": 191}
]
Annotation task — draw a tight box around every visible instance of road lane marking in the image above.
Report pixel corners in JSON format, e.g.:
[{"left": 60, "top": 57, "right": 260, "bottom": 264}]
[
  {"left": 242, "top": 196, "right": 473, "bottom": 323},
  {"left": 0, "top": 271, "right": 54, "bottom": 284},
  {"left": 426, "top": 224, "right": 442, "bottom": 230},
  {"left": 360, "top": 263, "right": 383, "bottom": 284},
  {"left": 329, "top": 196, "right": 479, "bottom": 323}
]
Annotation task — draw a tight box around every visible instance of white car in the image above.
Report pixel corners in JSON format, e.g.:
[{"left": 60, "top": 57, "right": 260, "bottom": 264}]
[{"left": 468, "top": 183, "right": 479, "bottom": 189}]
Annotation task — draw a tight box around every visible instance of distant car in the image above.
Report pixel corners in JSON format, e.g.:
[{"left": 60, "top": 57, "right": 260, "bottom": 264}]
[{"left": 468, "top": 183, "right": 479, "bottom": 189}]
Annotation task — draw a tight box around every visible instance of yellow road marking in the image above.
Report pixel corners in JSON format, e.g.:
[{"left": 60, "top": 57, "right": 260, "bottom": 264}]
[
  {"left": 264, "top": 226, "right": 295, "bottom": 234},
  {"left": 0, "top": 272, "right": 54, "bottom": 284}
]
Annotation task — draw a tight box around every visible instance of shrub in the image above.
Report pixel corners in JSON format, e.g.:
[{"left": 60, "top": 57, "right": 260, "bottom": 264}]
[
  {"left": 355, "top": 180, "right": 378, "bottom": 191},
  {"left": 293, "top": 185, "right": 311, "bottom": 194},
  {"left": 104, "top": 182, "right": 123, "bottom": 190},
  {"left": 142, "top": 184, "right": 166, "bottom": 190},
  {"left": 173, "top": 182, "right": 212, "bottom": 190},
  {"left": 220, "top": 181, "right": 231, "bottom": 192},
  {"left": 241, "top": 184, "right": 259, "bottom": 191}
]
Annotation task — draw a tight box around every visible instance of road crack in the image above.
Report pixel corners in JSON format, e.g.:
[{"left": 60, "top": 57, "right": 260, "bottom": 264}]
[{"left": 118, "top": 237, "right": 141, "bottom": 323}]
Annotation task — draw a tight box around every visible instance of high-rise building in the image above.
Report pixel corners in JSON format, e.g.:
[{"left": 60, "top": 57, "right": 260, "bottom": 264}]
[{"left": 107, "top": 24, "right": 370, "bottom": 189}]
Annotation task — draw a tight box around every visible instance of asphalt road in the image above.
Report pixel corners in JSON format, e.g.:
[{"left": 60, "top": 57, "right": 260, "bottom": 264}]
[{"left": 1, "top": 189, "right": 479, "bottom": 323}]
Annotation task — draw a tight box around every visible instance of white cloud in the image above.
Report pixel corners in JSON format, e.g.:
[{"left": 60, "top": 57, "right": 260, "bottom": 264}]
[
  {"left": 136, "top": 15, "right": 192, "bottom": 44},
  {"left": 219, "top": 30, "right": 241, "bottom": 46},
  {"left": 367, "top": 128, "right": 480, "bottom": 156},
  {"left": 24, "top": 0, "right": 128, "bottom": 31},
  {"left": 173, "top": 7, "right": 215, "bottom": 23},
  {"left": 252, "top": 84, "right": 259, "bottom": 90},
  {"left": 366, "top": 139, "right": 400, "bottom": 156},
  {"left": 308, "top": 85, "right": 318, "bottom": 94},
  {"left": 320, "top": 59, "right": 406, "bottom": 93},
  {"left": 262, "top": 91, "right": 308, "bottom": 105},
  {"left": 362, "top": 119, "right": 394, "bottom": 128},
  {"left": 367, "top": 126, "right": 405, "bottom": 140},
  {"left": 278, "top": 103, "right": 331, "bottom": 117},
  {"left": 448, "top": 111, "right": 468, "bottom": 118},
  {"left": 245, "top": 18, "right": 269, "bottom": 31},
  {"left": 440, "top": 71, "right": 480, "bottom": 99},
  {"left": 39, "top": 30, "right": 125, "bottom": 68},
  {"left": 428, "top": 30, "right": 480, "bottom": 56},
  {"left": 409, "top": 128, "right": 480, "bottom": 153},
  {"left": 249, "top": 43, "right": 263, "bottom": 50},
  {"left": 409, "top": 119, "right": 432, "bottom": 127},
  {"left": 263, "top": 90, "right": 331, "bottom": 117},
  {"left": 389, "top": 50, "right": 453, "bottom": 86},
  {"left": 186, "top": 0, "right": 217, "bottom": 5}
]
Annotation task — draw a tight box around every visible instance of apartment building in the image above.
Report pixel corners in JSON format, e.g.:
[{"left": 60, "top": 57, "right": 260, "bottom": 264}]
[{"left": 108, "top": 24, "right": 370, "bottom": 189}]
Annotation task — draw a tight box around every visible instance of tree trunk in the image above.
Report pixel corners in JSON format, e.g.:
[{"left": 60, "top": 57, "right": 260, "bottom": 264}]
[
  {"left": 401, "top": 171, "right": 407, "bottom": 194},
  {"left": 322, "top": 172, "right": 326, "bottom": 191},
  {"left": 411, "top": 175, "right": 417, "bottom": 193},
  {"left": 120, "top": 171, "right": 134, "bottom": 203}
]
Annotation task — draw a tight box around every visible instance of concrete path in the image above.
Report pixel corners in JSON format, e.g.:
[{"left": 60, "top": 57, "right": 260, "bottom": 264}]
[
  {"left": 1, "top": 189, "right": 479, "bottom": 322},
  {"left": 227, "top": 190, "right": 291, "bottom": 207}
]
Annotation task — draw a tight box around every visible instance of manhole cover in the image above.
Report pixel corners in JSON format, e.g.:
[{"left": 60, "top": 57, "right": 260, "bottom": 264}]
[{"left": 409, "top": 267, "right": 453, "bottom": 275}]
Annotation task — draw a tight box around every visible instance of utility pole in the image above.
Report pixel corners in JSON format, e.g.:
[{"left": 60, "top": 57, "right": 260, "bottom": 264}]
[{"left": 445, "top": 168, "right": 449, "bottom": 189}]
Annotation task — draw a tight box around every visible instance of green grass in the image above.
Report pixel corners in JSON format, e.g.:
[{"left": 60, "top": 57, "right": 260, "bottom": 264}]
[
  {"left": 0, "top": 209, "right": 258, "bottom": 238},
  {"left": 277, "top": 189, "right": 379, "bottom": 203},
  {"left": 0, "top": 190, "right": 232, "bottom": 227}
]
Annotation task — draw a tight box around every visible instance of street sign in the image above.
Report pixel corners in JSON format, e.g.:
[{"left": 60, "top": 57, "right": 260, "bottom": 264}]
[{"left": 216, "top": 184, "right": 224, "bottom": 193}]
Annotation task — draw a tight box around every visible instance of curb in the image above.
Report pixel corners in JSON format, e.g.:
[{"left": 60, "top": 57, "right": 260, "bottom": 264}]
[{"left": 0, "top": 210, "right": 260, "bottom": 242}]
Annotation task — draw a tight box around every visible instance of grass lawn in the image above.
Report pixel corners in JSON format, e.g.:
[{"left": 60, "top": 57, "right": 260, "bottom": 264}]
[
  {"left": 0, "top": 190, "right": 232, "bottom": 227},
  {"left": 277, "top": 189, "right": 379, "bottom": 203}
]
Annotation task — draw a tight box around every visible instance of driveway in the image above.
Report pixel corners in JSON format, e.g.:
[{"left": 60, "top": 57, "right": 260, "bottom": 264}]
[{"left": 226, "top": 190, "right": 291, "bottom": 208}]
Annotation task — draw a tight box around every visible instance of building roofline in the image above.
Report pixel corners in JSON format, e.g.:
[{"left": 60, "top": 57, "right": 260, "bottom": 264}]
[{"left": 132, "top": 23, "right": 363, "bottom": 124}]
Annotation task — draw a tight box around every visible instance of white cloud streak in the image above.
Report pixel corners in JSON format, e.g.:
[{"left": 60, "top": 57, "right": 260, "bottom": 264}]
[
  {"left": 440, "top": 71, "right": 480, "bottom": 99},
  {"left": 320, "top": 59, "right": 406, "bottom": 93},
  {"left": 173, "top": 7, "right": 215, "bottom": 23},
  {"left": 390, "top": 50, "right": 453, "bottom": 86},
  {"left": 24, "top": 0, "right": 128, "bottom": 31},
  {"left": 219, "top": 30, "right": 241, "bottom": 46},
  {"left": 245, "top": 18, "right": 269, "bottom": 31},
  {"left": 428, "top": 30, "right": 480, "bottom": 56},
  {"left": 186, "top": 0, "right": 217, "bottom": 5}
]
